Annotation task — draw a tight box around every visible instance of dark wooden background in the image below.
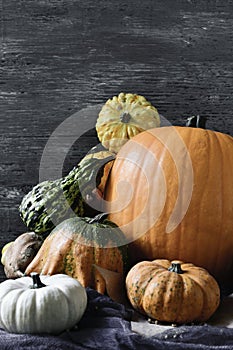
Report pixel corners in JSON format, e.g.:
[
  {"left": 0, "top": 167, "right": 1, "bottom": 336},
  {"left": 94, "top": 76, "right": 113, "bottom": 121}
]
[{"left": 1, "top": 0, "right": 233, "bottom": 282}]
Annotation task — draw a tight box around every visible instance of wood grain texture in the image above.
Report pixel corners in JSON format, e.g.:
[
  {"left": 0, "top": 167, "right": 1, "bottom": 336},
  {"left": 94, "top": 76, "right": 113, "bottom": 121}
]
[{"left": 1, "top": 0, "right": 233, "bottom": 282}]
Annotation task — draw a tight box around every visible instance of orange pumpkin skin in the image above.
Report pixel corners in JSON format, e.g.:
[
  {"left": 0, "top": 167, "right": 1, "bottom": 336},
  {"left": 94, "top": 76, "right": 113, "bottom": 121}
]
[
  {"left": 126, "top": 259, "right": 220, "bottom": 324},
  {"left": 105, "top": 126, "right": 233, "bottom": 285}
]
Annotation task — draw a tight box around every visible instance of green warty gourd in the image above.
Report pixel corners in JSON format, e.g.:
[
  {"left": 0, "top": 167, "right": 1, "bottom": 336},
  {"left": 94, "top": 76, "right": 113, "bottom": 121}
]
[{"left": 19, "top": 156, "right": 114, "bottom": 234}]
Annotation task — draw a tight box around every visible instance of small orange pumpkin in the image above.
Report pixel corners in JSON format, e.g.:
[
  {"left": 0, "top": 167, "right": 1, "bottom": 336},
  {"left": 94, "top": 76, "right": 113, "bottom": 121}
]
[{"left": 126, "top": 259, "right": 220, "bottom": 324}]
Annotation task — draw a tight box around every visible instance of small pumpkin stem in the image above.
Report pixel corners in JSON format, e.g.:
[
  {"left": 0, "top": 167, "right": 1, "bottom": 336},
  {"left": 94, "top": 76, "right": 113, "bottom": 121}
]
[
  {"left": 168, "top": 262, "right": 184, "bottom": 274},
  {"left": 186, "top": 115, "right": 206, "bottom": 129},
  {"left": 30, "top": 272, "right": 46, "bottom": 289},
  {"left": 120, "top": 112, "right": 131, "bottom": 123},
  {"left": 89, "top": 212, "right": 108, "bottom": 224}
]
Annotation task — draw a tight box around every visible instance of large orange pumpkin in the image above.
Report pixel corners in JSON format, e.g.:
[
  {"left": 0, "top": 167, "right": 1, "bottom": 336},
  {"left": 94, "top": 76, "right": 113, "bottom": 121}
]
[{"left": 104, "top": 125, "right": 233, "bottom": 285}]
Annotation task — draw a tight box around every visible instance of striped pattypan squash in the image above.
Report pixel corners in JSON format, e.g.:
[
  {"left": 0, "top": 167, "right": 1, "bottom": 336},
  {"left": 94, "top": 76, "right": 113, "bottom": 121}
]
[
  {"left": 96, "top": 92, "right": 160, "bottom": 153},
  {"left": 0, "top": 273, "right": 87, "bottom": 334}
]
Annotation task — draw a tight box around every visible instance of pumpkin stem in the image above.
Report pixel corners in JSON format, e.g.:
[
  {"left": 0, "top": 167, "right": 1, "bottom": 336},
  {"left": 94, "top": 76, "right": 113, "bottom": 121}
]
[
  {"left": 168, "top": 262, "right": 184, "bottom": 274},
  {"left": 120, "top": 112, "right": 131, "bottom": 123},
  {"left": 30, "top": 272, "right": 46, "bottom": 289},
  {"left": 89, "top": 212, "right": 108, "bottom": 224},
  {"left": 186, "top": 115, "right": 206, "bottom": 129}
]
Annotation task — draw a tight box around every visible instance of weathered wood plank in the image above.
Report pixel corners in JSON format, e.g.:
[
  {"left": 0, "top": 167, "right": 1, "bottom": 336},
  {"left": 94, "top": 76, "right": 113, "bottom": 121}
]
[{"left": 1, "top": 0, "right": 233, "bottom": 281}]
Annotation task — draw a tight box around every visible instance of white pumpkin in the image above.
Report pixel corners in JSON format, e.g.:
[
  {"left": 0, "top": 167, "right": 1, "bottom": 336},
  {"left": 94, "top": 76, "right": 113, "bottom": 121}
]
[{"left": 0, "top": 273, "right": 87, "bottom": 334}]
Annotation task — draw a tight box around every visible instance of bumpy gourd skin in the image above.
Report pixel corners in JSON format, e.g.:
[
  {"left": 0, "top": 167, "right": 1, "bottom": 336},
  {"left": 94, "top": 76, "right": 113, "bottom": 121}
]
[
  {"left": 19, "top": 166, "right": 84, "bottom": 234},
  {"left": 19, "top": 156, "right": 114, "bottom": 234}
]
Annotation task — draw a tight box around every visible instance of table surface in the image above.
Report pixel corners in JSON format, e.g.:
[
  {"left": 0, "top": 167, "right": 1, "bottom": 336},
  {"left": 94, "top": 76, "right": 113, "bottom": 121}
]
[{"left": 1, "top": 0, "right": 233, "bottom": 282}]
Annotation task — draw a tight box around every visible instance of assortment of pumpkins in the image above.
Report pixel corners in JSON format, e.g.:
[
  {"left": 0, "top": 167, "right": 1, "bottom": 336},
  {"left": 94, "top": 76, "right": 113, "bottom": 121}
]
[{"left": 1, "top": 92, "right": 232, "bottom": 334}]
